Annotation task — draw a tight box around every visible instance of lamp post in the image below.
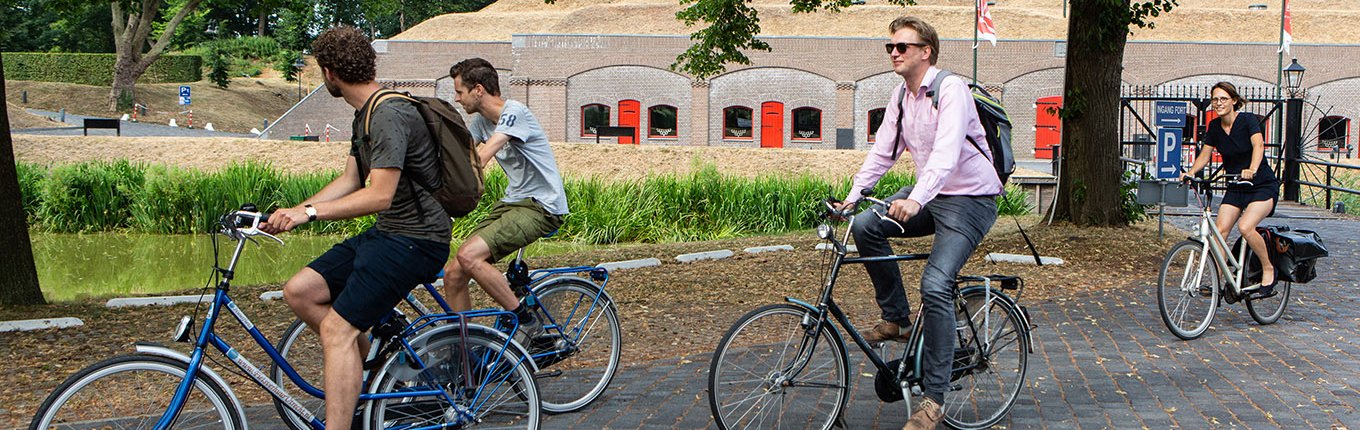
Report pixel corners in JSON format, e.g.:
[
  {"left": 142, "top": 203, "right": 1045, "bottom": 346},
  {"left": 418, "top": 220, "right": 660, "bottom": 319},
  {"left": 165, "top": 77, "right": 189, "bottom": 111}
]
[
  {"left": 1282, "top": 58, "right": 1306, "bottom": 202},
  {"left": 293, "top": 57, "right": 306, "bottom": 101}
]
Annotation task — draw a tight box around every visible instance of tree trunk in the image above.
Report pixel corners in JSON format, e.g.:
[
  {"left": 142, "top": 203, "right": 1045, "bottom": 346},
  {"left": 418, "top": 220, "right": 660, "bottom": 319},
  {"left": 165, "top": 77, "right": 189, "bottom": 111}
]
[
  {"left": 0, "top": 62, "right": 47, "bottom": 306},
  {"left": 1053, "top": 0, "right": 1132, "bottom": 226},
  {"left": 258, "top": 9, "right": 267, "bottom": 37},
  {"left": 106, "top": 0, "right": 203, "bottom": 111}
]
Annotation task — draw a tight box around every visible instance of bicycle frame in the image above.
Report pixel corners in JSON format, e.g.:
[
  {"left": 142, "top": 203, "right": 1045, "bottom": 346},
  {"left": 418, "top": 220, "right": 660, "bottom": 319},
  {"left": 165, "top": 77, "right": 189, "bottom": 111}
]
[
  {"left": 1187, "top": 182, "right": 1256, "bottom": 297},
  {"left": 156, "top": 227, "right": 530, "bottom": 430}
]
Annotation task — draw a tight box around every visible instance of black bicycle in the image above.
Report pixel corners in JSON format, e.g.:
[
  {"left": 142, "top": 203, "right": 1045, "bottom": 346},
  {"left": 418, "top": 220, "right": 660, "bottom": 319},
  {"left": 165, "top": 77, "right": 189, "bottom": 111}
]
[{"left": 707, "top": 195, "right": 1034, "bottom": 430}]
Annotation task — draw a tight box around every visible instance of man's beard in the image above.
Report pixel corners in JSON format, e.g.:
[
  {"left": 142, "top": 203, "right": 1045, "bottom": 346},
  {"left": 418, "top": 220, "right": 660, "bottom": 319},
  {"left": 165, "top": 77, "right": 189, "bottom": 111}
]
[{"left": 325, "top": 80, "right": 342, "bottom": 97}]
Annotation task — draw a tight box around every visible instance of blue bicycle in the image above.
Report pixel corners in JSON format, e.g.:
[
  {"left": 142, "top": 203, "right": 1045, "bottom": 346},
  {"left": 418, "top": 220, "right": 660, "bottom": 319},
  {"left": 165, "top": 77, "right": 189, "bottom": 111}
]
[
  {"left": 272, "top": 239, "right": 621, "bottom": 430},
  {"left": 30, "top": 206, "right": 541, "bottom": 430}
]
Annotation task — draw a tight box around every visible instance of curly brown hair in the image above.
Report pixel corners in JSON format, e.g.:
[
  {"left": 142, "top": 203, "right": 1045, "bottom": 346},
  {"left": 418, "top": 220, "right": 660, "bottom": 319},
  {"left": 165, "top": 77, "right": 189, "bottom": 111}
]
[{"left": 312, "top": 26, "right": 376, "bottom": 84}]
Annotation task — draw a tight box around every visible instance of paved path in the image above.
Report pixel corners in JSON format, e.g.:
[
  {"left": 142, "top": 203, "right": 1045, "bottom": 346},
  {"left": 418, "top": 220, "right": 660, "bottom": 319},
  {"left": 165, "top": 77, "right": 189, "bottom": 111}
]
[
  {"left": 235, "top": 216, "right": 1358, "bottom": 429},
  {"left": 15, "top": 108, "right": 254, "bottom": 138}
]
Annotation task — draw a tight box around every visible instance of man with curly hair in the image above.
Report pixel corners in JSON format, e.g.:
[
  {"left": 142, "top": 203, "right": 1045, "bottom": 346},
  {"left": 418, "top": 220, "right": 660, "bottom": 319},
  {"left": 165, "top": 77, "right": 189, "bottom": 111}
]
[{"left": 262, "top": 26, "right": 449, "bottom": 430}]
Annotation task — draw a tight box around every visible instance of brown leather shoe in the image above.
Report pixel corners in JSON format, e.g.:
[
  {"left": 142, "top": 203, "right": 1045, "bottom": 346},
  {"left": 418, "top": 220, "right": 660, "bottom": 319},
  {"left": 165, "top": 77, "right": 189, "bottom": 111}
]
[
  {"left": 902, "top": 396, "right": 944, "bottom": 430},
  {"left": 862, "top": 320, "right": 910, "bottom": 343}
]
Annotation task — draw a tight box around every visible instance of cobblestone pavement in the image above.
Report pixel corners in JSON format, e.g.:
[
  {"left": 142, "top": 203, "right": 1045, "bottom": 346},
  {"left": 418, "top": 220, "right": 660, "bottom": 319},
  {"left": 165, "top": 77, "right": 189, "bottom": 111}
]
[
  {"left": 235, "top": 216, "right": 1358, "bottom": 429},
  {"left": 15, "top": 108, "right": 255, "bottom": 138}
]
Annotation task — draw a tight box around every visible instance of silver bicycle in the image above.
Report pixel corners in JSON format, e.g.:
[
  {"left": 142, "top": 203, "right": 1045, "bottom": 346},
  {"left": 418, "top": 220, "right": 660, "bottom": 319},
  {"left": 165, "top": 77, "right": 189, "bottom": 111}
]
[{"left": 1157, "top": 176, "right": 1291, "bottom": 340}]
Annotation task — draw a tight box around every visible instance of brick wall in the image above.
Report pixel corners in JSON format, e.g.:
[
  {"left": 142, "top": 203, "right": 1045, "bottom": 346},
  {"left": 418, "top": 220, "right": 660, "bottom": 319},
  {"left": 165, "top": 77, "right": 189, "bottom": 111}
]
[
  {"left": 708, "top": 67, "right": 837, "bottom": 149},
  {"left": 565, "top": 66, "right": 692, "bottom": 145}
]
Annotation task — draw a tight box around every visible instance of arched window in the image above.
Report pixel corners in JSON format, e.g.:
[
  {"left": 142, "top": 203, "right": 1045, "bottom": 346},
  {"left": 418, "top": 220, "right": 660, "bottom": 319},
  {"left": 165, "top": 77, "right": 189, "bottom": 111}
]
[
  {"left": 792, "top": 107, "right": 822, "bottom": 141},
  {"left": 1318, "top": 115, "right": 1351, "bottom": 153},
  {"left": 581, "top": 104, "right": 610, "bottom": 137},
  {"left": 867, "top": 108, "right": 886, "bottom": 142},
  {"left": 649, "top": 105, "right": 678, "bottom": 138},
  {"left": 724, "top": 106, "right": 753, "bottom": 139}
]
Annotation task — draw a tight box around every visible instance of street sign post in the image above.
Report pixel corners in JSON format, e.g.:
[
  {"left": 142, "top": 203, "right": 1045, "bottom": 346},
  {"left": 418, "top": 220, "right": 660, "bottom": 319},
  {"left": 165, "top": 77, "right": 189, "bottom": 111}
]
[
  {"left": 178, "top": 85, "right": 191, "bottom": 106},
  {"left": 1152, "top": 101, "right": 1188, "bottom": 180}
]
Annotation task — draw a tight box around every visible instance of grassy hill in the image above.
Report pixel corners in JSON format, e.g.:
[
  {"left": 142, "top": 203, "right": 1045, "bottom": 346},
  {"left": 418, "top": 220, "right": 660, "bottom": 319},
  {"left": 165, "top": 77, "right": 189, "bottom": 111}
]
[{"left": 4, "top": 59, "right": 325, "bottom": 134}]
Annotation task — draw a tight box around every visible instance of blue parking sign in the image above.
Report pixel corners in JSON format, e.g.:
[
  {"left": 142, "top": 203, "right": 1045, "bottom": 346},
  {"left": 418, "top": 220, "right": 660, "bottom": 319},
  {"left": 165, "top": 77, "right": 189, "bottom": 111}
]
[
  {"left": 178, "top": 85, "right": 191, "bottom": 105},
  {"left": 1157, "top": 127, "right": 1183, "bottom": 179}
]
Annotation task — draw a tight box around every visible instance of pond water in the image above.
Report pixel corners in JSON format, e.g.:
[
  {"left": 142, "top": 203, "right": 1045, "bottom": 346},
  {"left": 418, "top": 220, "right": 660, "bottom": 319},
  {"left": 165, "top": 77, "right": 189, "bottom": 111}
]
[{"left": 31, "top": 233, "right": 606, "bottom": 302}]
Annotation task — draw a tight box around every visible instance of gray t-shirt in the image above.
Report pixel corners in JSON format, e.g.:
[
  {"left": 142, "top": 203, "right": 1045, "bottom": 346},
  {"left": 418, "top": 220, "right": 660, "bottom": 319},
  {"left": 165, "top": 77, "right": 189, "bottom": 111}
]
[
  {"left": 350, "top": 97, "right": 452, "bottom": 244},
  {"left": 469, "top": 100, "right": 569, "bottom": 215}
]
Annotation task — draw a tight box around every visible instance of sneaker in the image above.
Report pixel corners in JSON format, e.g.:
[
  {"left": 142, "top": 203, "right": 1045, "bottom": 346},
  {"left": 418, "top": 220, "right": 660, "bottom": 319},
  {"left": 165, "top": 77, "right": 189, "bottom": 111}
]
[
  {"left": 902, "top": 396, "right": 944, "bottom": 430},
  {"left": 862, "top": 320, "right": 911, "bottom": 343},
  {"left": 510, "top": 314, "right": 544, "bottom": 348}
]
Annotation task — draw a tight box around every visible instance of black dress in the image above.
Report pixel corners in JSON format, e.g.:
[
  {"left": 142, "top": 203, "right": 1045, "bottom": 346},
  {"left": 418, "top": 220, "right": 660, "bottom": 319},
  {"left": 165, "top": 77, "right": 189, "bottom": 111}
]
[{"left": 1204, "top": 113, "right": 1279, "bottom": 209}]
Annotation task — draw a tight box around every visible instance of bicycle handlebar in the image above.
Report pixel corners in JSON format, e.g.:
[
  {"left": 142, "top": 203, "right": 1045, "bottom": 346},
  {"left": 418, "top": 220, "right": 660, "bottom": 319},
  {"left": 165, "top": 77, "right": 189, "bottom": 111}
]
[{"left": 220, "top": 204, "right": 283, "bottom": 245}]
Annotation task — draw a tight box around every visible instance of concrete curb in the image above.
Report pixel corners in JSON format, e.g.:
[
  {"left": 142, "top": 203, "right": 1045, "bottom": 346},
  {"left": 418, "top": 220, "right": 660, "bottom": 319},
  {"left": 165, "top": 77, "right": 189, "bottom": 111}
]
[
  {"left": 743, "top": 245, "right": 794, "bottom": 254},
  {"left": 815, "top": 243, "right": 857, "bottom": 253},
  {"left": 596, "top": 258, "right": 661, "bottom": 272},
  {"left": 106, "top": 294, "right": 212, "bottom": 308},
  {"left": 261, "top": 291, "right": 284, "bottom": 301},
  {"left": 0, "top": 318, "right": 85, "bottom": 332},
  {"left": 985, "top": 253, "right": 1065, "bottom": 265},
  {"left": 675, "top": 250, "right": 734, "bottom": 263}
]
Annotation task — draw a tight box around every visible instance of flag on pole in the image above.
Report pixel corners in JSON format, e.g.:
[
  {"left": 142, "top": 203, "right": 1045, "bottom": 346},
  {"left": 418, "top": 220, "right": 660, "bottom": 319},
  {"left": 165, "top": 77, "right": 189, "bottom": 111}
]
[
  {"left": 976, "top": 0, "right": 998, "bottom": 47},
  {"left": 1279, "top": 0, "right": 1292, "bottom": 53}
]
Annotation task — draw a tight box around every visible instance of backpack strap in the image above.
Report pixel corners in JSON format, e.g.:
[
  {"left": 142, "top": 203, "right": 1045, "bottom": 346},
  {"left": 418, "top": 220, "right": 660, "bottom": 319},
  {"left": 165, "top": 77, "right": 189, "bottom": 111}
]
[
  {"left": 361, "top": 89, "right": 440, "bottom": 219},
  {"left": 926, "top": 70, "right": 992, "bottom": 163},
  {"left": 890, "top": 85, "right": 907, "bottom": 161}
]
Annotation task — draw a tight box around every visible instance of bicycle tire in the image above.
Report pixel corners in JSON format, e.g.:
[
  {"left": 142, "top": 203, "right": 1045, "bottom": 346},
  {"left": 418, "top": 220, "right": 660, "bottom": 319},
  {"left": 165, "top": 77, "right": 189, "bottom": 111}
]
[
  {"left": 942, "top": 288, "right": 1030, "bottom": 430},
  {"left": 528, "top": 276, "right": 621, "bottom": 414},
  {"left": 1246, "top": 281, "right": 1291, "bottom": 325},
  {"left": 1158, "top": 240, "right": 1220, "bottom": 340},
  {"left": 270, "top": 318, "right": 327, "bottom": 430},
  {"left": 708, "top": 303, "right": 849, "bottom": 430},
  {"left": 30, "top": 354, "right": 244, "bottom": 430},
  {"left": 368, "top": 323, "right": 541, "bottom": 429}
]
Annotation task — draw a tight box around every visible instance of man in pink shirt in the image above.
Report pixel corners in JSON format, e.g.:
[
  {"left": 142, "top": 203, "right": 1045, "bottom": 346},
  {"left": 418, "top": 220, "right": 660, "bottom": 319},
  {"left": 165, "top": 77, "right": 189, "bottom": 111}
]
[{"left": 838, "top": 16, "right": 1003, "bottom": 430}]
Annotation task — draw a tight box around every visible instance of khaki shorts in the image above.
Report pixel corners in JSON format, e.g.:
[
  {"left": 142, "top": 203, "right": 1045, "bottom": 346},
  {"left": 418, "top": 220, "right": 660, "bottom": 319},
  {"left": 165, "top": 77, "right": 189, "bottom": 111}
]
[{"left": 470, "top": 199, "right": 563, "bottom": 262}]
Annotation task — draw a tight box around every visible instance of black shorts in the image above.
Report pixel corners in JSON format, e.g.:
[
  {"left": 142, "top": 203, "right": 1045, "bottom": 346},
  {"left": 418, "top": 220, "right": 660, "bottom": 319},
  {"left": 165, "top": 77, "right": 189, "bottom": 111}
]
[
  {"left": 1221, "top": 184, "right": 1279, "bottom": 211},
  {"left": 306, "top": 228, "right": 449, "bottom": 331}
]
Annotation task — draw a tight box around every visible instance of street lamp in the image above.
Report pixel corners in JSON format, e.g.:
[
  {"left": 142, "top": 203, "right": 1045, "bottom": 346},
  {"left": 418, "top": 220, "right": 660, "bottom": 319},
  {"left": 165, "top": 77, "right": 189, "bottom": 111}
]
[
  {"left": 1283, "top": 58, "right": 1306, "bottom": 97},
  {"left": 293, "top": 57, "right": 306, "bottom": 101},
  {"left": 1281, "top": 58, "right": 1306, "bottom": 202}
]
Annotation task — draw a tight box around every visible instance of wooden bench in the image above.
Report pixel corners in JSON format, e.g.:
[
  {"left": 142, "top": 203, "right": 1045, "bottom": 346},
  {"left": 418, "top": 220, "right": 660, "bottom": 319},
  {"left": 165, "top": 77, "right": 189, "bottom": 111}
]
[
  {"left": 594, "top": 126, "right": 636, "bottom": 144},
  {"left": 83, "top": 118, "right": 121, "bottom": 136}
]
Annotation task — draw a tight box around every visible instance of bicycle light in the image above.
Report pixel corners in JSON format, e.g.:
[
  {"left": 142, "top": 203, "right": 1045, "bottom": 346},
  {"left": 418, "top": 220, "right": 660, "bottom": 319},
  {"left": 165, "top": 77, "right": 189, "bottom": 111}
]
[
  {"left": 172, "top": 316, "right": 194, "bottom": 343},
  {"left": 817, "top": 223, "right": 834, "bottom": 240}
]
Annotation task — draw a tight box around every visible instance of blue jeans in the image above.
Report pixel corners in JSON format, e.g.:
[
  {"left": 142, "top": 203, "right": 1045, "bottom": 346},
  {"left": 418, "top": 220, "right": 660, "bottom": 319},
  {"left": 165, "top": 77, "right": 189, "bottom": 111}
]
[{"left": 850, "top": 186, "right": 997, "bottom": 402}]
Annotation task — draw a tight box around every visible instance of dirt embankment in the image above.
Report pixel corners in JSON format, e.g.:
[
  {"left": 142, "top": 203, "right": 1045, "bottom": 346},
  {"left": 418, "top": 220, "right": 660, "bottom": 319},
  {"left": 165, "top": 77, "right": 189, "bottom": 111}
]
[{"left": 12, "top": 135, "right": 933, "bottom": 180}]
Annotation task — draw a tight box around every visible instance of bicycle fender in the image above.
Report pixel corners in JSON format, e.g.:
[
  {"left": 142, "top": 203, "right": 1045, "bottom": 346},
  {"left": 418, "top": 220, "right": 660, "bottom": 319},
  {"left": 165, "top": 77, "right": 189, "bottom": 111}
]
[
  {"left": 956, "top": 287, "right": 1036, "bottom": 354},
  {"left": 782, "top": 297, "right": 818, "bottom": 313},
  {"left": 134, "top": 342, "right": 251, "bottom": 430}
]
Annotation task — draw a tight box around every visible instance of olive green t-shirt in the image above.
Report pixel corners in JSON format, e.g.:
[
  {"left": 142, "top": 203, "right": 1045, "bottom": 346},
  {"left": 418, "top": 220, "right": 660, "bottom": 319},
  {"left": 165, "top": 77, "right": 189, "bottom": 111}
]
[{"left": 349, "top": 97, "right": 451, "bottom": 244}]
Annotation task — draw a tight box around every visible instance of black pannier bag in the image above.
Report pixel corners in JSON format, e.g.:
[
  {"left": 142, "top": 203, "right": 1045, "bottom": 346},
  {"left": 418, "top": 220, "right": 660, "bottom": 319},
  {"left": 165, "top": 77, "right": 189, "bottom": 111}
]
[{"left": 1240, "top": 226, "right": 1328, "bottom": 284}]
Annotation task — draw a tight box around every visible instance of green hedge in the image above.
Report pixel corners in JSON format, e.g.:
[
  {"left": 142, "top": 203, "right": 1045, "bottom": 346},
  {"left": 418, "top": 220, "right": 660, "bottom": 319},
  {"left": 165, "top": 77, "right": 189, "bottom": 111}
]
[
  {"left": 17, "top": 160, "right": 1035, "bottom": 243},
  {"left": 2, "top": 52, "right": 202, "bottom": 85}
]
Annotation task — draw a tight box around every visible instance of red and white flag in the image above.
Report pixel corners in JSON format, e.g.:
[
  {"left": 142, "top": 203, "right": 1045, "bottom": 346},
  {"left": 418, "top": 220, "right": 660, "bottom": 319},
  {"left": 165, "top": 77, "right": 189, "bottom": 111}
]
[
  {"left": 976, "top": 0, "right": 998, "bottom": 47},
  {"left": 1279, "top": 0, "right": 1293, "bottom": 53}
]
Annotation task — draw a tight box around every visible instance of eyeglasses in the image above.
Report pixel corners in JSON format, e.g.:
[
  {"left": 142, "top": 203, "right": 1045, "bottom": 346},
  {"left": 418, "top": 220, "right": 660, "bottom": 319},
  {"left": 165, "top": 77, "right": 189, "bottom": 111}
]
[
  {"left": 1210, "top": 96, "right": 1233, "bottom": 105},
  {"left": 885, "top": 42, "right": 928, "bottom": 54}
]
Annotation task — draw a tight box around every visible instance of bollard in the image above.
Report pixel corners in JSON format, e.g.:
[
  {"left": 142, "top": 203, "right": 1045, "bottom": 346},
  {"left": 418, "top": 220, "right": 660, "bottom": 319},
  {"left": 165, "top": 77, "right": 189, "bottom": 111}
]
[
  {"left": 59, "top": 108, "right": 66, "bottom": 123},
  {"left": 263, "top": 119, "right": 269, "bottom": 129},
  {"left": 21, "top": 90, "right": 27, "bottom": 104},
  {"left": 1336, "top": 202, "right": 1348, "bottom": 214},
  {"left": 187, "top": 110, "right": 194, "bottom": 129}
]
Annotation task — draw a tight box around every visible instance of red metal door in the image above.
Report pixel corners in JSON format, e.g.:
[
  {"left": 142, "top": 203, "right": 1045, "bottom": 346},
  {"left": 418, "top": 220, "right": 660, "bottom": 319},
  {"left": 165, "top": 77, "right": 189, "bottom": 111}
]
[
  {"left": 761, "top": 101, "right": 784, "bottom": 148},
  {"left": 618, "top": 100, "right": 640, "bottom": 144},
  {"left": 1035, "top": 96, "right": 1062, "bottom": 159}
]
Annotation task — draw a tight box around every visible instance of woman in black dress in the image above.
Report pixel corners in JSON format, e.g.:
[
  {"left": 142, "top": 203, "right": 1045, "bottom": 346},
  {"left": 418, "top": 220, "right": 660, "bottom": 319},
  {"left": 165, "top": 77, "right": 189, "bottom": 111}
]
[{"left": 1180, "top": 81, "right": 1280, "bottom": 295}]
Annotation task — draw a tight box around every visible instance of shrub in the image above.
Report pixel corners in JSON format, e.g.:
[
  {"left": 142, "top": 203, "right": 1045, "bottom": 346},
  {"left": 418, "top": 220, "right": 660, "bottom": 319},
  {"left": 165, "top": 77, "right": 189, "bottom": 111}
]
[{"left": 2, "top": 52, "right": 201, "bottom": 85}]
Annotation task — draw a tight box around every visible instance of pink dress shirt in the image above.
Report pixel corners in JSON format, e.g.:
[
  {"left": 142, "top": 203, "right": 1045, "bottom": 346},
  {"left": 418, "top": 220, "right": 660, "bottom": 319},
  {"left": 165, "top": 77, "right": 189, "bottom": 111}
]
[{"left": 846, "top": 67, "right": 1004, "bottom": 206}]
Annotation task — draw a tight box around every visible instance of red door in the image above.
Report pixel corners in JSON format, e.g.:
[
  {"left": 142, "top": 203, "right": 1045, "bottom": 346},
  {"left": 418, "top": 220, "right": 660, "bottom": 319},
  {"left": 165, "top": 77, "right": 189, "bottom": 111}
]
[
  {"left": 1034, "top": 96, "right": 1062, "bottom": 159},
  {"left": 761, "top": 101, "right": 784, "bottom": 148},
  {"left": 618, "top": 100, "right": 640, "bottom": 144}
]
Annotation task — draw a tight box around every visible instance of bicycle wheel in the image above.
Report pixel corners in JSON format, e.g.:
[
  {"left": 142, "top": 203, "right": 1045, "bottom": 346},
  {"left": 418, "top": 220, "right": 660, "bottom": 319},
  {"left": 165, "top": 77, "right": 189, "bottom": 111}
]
[
  {"left": 942, "top": 289, "right": 1030, "bottom": 430},
  {"left": 368, "top": 325, "right": 540, "bottom": 429},
  {"left": 529, "top": 276, "right": 621, "bottom": 413},
  {"left": 1158, "top": 240, "right": 1220, "bottom": 340},
  {"left": 270, "top": 319, "right": 327, "bottom": 430},
  {"left": 30, "top": 354, "right": 243, "bottom": 430},
  {"left": 1246, "top": 280, "right": 1292, "bottom": 325},
  {"left": 708, "top": 303, "right": 849, "bottom": 430}
]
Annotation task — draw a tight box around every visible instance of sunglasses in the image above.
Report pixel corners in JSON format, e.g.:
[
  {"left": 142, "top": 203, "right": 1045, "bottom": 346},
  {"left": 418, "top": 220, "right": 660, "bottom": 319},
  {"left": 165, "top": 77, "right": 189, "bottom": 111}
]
[{"left": 885, "top": 42, "right": 928, "bottom": 54}]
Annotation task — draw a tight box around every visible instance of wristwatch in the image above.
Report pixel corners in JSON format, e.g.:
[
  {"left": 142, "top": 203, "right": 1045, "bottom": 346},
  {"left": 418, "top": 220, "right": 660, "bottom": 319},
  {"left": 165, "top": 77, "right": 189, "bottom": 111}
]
[{"left": 304, "top": 204, "right": 317, "bottom": 222}]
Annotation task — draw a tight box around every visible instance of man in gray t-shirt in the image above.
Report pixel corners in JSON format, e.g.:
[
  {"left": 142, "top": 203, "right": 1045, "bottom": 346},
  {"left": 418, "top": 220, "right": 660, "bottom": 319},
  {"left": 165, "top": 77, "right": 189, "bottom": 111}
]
[{"left": 442, "top": 58, "right": 567, "bottom": 334}]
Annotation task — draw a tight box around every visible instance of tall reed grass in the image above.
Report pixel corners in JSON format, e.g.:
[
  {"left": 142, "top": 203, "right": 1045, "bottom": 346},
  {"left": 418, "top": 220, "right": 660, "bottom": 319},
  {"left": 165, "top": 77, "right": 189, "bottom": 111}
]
[{"left": 17, "top": 161, "right": 1033, "bottom": 243}]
